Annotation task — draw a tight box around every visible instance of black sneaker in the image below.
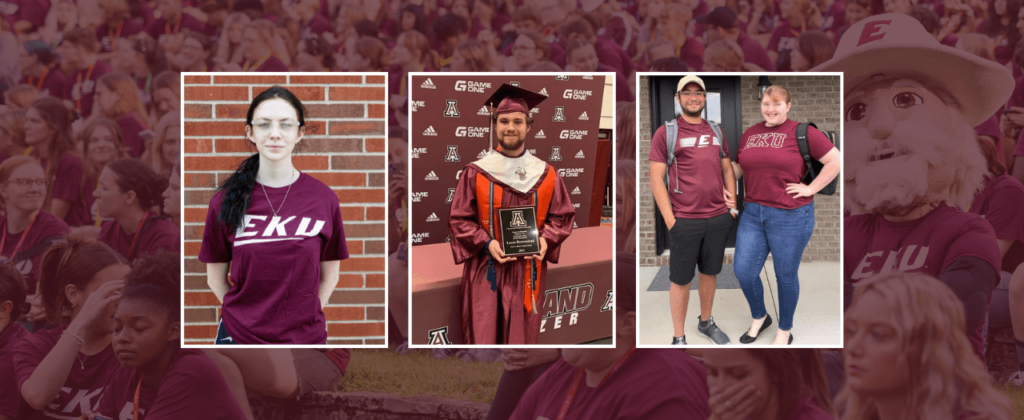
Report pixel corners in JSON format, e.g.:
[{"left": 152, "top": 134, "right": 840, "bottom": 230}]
[
  {"left": 697, "top": 316, "right": 731, "bottom": 345},
  {"left": 671, "top": 336, "right": 687, "bottom": 345}
]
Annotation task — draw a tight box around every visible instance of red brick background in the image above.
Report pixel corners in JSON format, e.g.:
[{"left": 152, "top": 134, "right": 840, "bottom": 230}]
[{"left": 182, "top": 73, "right": 387, "bottom": 345}]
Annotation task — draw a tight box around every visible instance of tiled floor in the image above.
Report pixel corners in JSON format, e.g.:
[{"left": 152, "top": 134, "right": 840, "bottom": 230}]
[{"left": 637, "top": 261, "right": 843, "bottom": 347}]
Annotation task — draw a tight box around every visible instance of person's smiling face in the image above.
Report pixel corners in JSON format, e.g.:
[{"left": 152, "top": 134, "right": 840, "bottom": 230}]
[{"left": 87, "top": 125, "right": 119, "bottom": 167}]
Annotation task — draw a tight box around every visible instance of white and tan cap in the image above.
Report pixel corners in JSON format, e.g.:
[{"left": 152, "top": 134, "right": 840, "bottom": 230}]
[
  {"left": 676, "top": 75, "right": 706, "bottom": 93},
  {"left": 812, "top": 13, "right": 1013, "bottom": 126}
]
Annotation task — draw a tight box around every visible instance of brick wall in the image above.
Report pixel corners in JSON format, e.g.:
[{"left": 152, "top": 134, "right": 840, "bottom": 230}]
[
  {"left": 639, "top": 75, "right": 841, "bottom": 267},
  {"left": 182, "top": 74, "right": 387, "bottom": 345}
]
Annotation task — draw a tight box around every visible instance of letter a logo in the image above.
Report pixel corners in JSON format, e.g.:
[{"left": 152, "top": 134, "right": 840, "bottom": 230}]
[
  {"left": 444, "top": 100, "right": 460, "bottom": 117},
  {"left": 445, "top": 145, "right": 460, "bottom": 162},
  {"left": 552, "top": 106, "right": 566, "bottom": 122},
  {"left": 510, "top": 210, "right": 528, "bottom": 227},
  {"left": 428, "top": 327, "right": 452, "bottom": 345}
]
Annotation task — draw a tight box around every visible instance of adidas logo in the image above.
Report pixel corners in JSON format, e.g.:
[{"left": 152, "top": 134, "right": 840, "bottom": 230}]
[
  {"left": 423, "top": 126, "right": 438, "bottom": 136},
  {"left": 477, "top": 149, "right": 488, "bottom": 159},
  {"left": 420, "top": 78, "right": 437, "bottom": 89},
  {"left": 535, "top": 130, "right": 546, "bottom": 139},
  {"left": 425, "top": 171, "right": 439, "bottom": 180},
  {"left": 575, "top": 150, "right": 585, "bottom": 159},
  {"left": 571, "top": 186, "right": 581, "bottom": 195},
  {"left": 426, "top": 213, "right": 440, "bottom": 222},
  {"left": 477, "top": 106, "right": 490, "bottom": 116},
  {"left": 579, "top": 111, "right": 589, "bottom": 120},
  {"left": 539, "top": 87, "right": 548, "bottom": 96}
]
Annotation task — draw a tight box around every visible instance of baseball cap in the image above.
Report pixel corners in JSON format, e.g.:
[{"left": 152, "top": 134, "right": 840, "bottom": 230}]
[
  {"left": 812, "top": 13, "right": 1013, "bottom": 126},
  {"left": 676, "top": 75, "right": 706, "bottom": 93},
  {"left": 695, "top": 7, "right": 738, "bottom": 29}
]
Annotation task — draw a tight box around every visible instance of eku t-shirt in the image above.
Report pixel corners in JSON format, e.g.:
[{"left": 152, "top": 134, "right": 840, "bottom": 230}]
[
  {"left": 509, "top": 349, "right": 711, "bottom": 420},
  {"left": 199, "top": 173, "right": 349, "bottom": 344},
  {"left": 13, "top": 325, "right": 120, "bottom": 420},
  {"left": 94, "top": 349, "right": 247, "bottom": 420},
  {"left": 0, "top": 322, "right": 29, "bottom": 419},
  {"left": 844, "top": 203, "right": 1001, "bottom": 360},
  {"left": 0, "top": 210, "right": 70, "bottom": 294},
  {"left": 737, "top": 119, "right": 834, "bottom": 210},
  {"left": 648, "top": 117, "right": 730, "bottom": 219},
  {"left": 969, "top": 174, "right": 1024, "bottom": 274}
]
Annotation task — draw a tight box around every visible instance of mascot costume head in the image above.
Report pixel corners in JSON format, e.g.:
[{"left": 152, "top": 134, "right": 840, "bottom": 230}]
[{"left": 814, "top": 13, "right": 1014, "bottom": 216}]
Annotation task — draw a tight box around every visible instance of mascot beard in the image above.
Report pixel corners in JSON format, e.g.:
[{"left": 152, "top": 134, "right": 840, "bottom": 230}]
[{"left": 844, "top": 81, "right": 989, "bottom": 217}]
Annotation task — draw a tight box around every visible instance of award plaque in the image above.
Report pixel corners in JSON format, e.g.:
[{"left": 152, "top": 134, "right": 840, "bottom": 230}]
[{"left": 497, "top": 206, "right": 540, "bottom": 256}]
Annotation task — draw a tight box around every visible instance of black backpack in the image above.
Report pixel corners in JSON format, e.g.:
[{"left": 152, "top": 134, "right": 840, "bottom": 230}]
[{"left": 796, "top": 122, "right": 839, "bottom": 195}]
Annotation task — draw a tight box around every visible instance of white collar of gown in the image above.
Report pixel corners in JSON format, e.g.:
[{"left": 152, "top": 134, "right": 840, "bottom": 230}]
[{"left": 472, "top": 150, "right": 548, "bottom": 194}]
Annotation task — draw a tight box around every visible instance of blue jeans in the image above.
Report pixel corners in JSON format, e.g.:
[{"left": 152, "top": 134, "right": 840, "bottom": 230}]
[{"left": 734, "top": 201, "right": 814, "bottom": 331}]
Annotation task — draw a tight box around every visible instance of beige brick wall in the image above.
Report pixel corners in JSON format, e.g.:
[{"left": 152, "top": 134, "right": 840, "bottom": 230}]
[{"left": 639, "top": 75, "right": 841, "bottom": 267}]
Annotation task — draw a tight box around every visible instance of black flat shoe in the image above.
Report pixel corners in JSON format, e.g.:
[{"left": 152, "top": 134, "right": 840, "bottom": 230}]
[
  {"left": 739, "top": 314, "right": 772, "bottom": 344},
  {"left": 788, "top": 333, "right": 794, "bottom": 345}
]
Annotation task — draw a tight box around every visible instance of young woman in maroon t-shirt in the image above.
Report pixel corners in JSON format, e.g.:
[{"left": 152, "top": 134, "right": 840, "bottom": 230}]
[
  {"left": 14, "top": 237, "right": 129, "bottom": 419},
  {"left": 84, "top": 252, "right": 247, "bottom": 420},
  {"left": 0, "top": 157, "right": 70, "bottom": 304},
  {"left": 24, "top": 97, "right": 90, "bottom": 227},
  {"left": 841, "top": 271, "right": 1013, "bottom": 420},
  {"left": 80, "top": 118, "right": 129, "bottom": 235},
  {"left": 704, "top": 349, "right": 837, "bottom": 420},
  {"left": 199, "top": 86, "right": 348, "bottom": 345},
  {"left": 0, "top": 257, "right": 28, "bottom": 420},
  {"left": 732, "top": 85, "right": 840, "bottom": 345},
  {"left": 93, "top": 158, "right": 179, "bottom": 264},
  {"left": 94, "top": 72, "right": 150, "bottom": 159}
]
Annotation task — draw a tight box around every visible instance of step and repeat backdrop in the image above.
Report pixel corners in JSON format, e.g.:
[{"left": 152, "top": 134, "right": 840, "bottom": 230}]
[{"left": 409, "top": 74, "right": 608, "bottom": 247}]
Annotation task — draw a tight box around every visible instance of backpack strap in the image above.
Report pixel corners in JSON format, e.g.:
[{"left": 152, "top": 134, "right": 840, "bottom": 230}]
[
  {"left": 796, "top": 122, "right": 817, "bottom": 180},
  {"left": 708, "top": 120, "right": 727, "bottom": 159},
  {"left": 664, "top": 120, "right": 678, "bottom": 188}
]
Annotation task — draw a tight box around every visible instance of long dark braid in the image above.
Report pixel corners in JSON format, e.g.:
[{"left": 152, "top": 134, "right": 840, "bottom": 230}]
[{"left": 216, "top": 86, "right": 306, "bottom": 230}]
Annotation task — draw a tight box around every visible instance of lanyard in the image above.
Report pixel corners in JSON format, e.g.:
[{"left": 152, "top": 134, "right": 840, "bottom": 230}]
[
  {"left": 243, "top": 54, "right": 270, "bottom": 72},
  {"left": 116, "top": 212, "right": 148, "bottom": 261},
  {"left": 133, "top": 376, "right": 142, "bottom": 420},
  {"left": 94, "top": 177, "right": 102, "bottom": 227},
  {"left": 75, "top": 63, "right": 97, "bottom": 113},
  {"left": 0, "top": 213, "right": 37, "bottom": 259},
  {"left": 164, "top": 15, "right": 181, "bottom": 36},
  {"left": 556, "top": 347, "right": 637, "bottom": 420},
  {"left": 109, "top": 20, "right": 124, "bottom": 51},
  {"left": 28, "top": 68, "right": 48, "bottom": 91}
]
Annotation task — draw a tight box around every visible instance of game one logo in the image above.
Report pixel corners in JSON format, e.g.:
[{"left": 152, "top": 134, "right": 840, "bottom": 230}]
[{"left": 454, "top": 80, "right": 492, "bottom": 93}]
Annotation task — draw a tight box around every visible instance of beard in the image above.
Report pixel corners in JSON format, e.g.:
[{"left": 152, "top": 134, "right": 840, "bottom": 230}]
[
  {"left": 846, "top": 116, "right": 978, "bottom": 215},
  {"left": 499, "top": 131, "right": 527, "bottom": 152},
  {"left": 682, "top": 103, "right": 705, "bottom": 118}
]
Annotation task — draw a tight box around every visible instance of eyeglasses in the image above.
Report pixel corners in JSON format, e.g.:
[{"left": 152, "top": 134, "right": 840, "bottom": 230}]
[
  {"left": 7, "top": 178, "right": 47, "bottom": 189},
  {"left": 512, "top": 46, "right": 537, "bottom": 52},
  {"left": 678, "top": 91, "right": 706, "bottom": 98},
  {"left": 251, "top": 120, "right": 301, "bottom": 134}
]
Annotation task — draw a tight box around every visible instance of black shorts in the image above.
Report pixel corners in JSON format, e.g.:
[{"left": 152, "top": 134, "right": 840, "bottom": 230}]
[{"left": 668, "top": 212, "right": 734, "bottom": 285}]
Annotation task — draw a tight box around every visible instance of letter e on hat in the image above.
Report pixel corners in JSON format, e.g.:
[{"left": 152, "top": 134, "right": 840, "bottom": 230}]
[{"left": 858, "top": 20, "right": 891, "bottom": 46}]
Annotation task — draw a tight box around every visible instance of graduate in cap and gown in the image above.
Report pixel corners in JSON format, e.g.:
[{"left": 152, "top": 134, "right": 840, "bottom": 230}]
[{"left": 448, "top": 84, "right": 576, "bottom": 345}]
